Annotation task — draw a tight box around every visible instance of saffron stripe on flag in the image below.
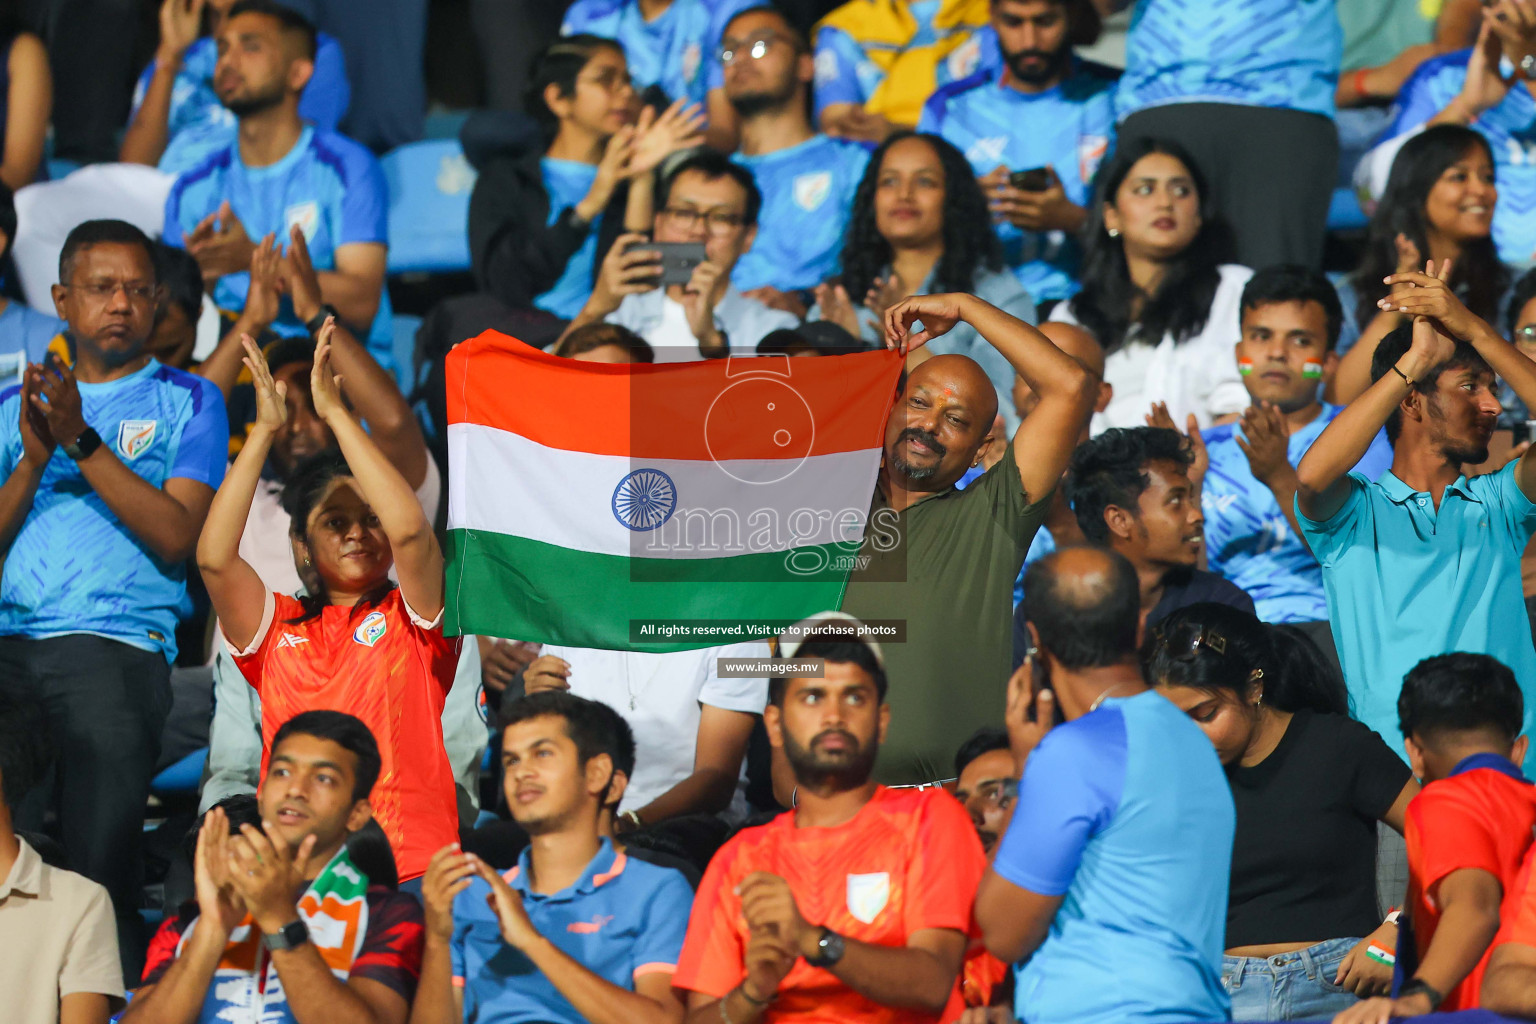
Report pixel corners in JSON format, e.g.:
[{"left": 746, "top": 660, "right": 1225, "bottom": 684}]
[
  {"left": 445, "top": 331, "right": 902, "bottom": 459},
  {"left": 446, "top": 422, "right": 881, "bottom": 559},
  {"left": 444, "top": 530, "right": 860, "bottom": 651}
]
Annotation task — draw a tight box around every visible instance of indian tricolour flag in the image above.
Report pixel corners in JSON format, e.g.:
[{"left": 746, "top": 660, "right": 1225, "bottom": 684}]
[{"left": 444, "top": 332, "right": 903, "bottom": 652}]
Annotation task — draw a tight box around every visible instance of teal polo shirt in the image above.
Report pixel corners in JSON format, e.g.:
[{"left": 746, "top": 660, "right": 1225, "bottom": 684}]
[
  {"left": 1297, "top": 462, "right": 1536, "bottom": 772},
  {"left": 451, "top": 837, "right": 694, "bottom": 1023}
]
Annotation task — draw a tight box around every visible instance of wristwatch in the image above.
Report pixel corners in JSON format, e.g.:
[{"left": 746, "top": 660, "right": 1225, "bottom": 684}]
[
  {"left": 62, "top": 427, "right": 101, "bottom": 461},
  {"left": 806, "top": 927, "right": 845, "bottom": 968},
  {"left": 1397, "top": 979, "right": 1444, "bottom": 1011},
  {"left": 305, "top": 303, "right": 341, "bottom": 336},
  {"left": 1522, "top": 52, "right": 1536, "bottom": 81},
  {"left": 262, "top": 918, "right": 310, "bottom": 952}
]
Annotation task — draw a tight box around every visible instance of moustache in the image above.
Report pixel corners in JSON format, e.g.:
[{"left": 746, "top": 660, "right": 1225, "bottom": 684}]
[
  {"left": 813, "top": 728, "right": 860, "bottom": 750},
  {"left": 897, "top": 427, "right": 947, "bottom": 458}
]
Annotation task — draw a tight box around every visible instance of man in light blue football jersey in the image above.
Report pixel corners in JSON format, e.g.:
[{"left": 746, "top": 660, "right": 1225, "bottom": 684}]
[
  {"left": 1201, "top": 266, "right": 1391, "bottom": 660},
  {"left": 980, "top": 546, "right": 1234, "bottom": 1024},
  {"left": 721, "top": 5, "right": 870, "bottom": 316},
  {"left": 1112, "top": 0, "right": 1342, "bottom": 268},
  {"left": 121, "top": 0, "right": 350, "bottom": 175},
  {"left": 0, "top": 220, "right": 228, "bottom": 982},
  {"left": 161, "top": 1, "right": 394, "bottom": 374},
  {"left": 1357, "top": 14, "right": 1536, "bottom": 267},
  {"left": 919, "top": 0, "right": 1116, "bottom": 306},
  {"left": 563, "top": 0, "right": 757, "bottom": 151}
]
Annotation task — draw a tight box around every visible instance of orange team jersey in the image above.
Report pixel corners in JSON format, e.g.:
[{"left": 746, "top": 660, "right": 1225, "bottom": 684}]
[
  {"left": 1402, "top": 756, "right": 1536, "bottom": 1012},
  {"left": 232, "top": 588, "right": 461, "bottom": 881},
  {"left": 673, "top": 786, "right": 986, "bottom": 1024}
]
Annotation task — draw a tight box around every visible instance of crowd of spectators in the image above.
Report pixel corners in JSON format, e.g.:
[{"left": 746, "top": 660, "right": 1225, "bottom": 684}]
[{"left": 13, "top": 1, "right": 1536, "bottom": 1024}]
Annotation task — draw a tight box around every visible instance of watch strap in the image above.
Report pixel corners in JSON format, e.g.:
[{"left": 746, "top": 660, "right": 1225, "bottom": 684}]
[
  {"left": 62, "top": 427, "right": 102, "bottom": 461},
  {"left": 305, "top": 304, "right": 341, "bottom": 336},
  {"left": 262, "top": 918, "right": 310, "bottom": 952},
  {"left": 1398, "top": 979, "right": 1443, "bottom": 1010}
]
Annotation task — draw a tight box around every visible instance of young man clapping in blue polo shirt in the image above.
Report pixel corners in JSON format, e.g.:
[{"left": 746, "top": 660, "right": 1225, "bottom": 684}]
[{"left": 410, "top": 691, "right": 695, "bottom": 1024}]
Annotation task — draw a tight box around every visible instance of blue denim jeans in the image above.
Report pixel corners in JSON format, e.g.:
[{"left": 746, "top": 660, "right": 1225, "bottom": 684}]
[{"left": 1223, "top": 937, "right": 1362, "bottom": 1022}]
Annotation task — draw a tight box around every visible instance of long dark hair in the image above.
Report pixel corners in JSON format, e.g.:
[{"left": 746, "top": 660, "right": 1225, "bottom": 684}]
[
  {"left": 1142, "top": 603, "right": 1349, "bottom": 716},
  {"left": 280, "top": 449, "right": 395, "bottom": 623},
  {"left": 523, "top": 34, "right": 626, "bottom": 144},
  {"left": 1352, "top": 125, "right": 1507, "bottom": 331},
  {"left": 838, "top": 132, "right": 1002, "bottom": 300},
  {"left": 1070, "top": 137, "right": 1228, "bottom": 355}
]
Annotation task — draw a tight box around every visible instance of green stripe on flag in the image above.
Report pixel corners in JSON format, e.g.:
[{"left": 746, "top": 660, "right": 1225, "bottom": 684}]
[{"left": 445, "top": 530, "right": 861, "bottom": 652}]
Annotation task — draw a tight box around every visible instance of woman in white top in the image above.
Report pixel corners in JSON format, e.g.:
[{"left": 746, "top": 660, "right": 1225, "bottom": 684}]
[{"left": 1051, "top": 137, "right": 1251, "bottom": 433}]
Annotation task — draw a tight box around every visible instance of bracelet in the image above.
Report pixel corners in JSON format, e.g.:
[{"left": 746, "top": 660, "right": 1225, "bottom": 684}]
[
  {"left": 1352, "top": 67, "right": 1371, "bottom": 100},
  {"left": 739, "top": 981, "right": 775, "bottom": 1006},
  {"left": 1390, "top": 364, "right": 1415, "bottom": 388}
]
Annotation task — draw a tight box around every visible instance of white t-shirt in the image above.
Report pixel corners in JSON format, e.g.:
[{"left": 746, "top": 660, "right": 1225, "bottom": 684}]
[
  {"left": 539, "top": 640, "right": 771, "bottom": 819},
  {"left": 237, "top": 455, "right": 443, "bottom": 598},
  {"left": 1052, "top": 263, "right": 1253, "bottom": 434},
  {"left": 607, "top": 285, "right": 799, "bottom": 362}
]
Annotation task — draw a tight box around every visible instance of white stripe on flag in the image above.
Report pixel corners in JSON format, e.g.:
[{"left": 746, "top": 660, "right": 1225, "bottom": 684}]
[{"left": 446, "top": 422, "right": 881, "bottom": 560}]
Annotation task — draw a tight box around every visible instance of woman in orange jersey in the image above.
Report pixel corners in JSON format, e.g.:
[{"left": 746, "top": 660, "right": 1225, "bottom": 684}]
[{"left": 196, "top": 322, "right": 459, "bottom": 882}]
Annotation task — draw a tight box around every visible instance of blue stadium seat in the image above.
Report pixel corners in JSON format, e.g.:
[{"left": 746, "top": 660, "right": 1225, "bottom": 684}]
[
  {"left": 392, "top": 313, "right": 423, "bottom": 394},
  {"left": 150, "top": 747, "right": 207, "bottom": 798},
  {"left": 1327, "top": 186, "right": 1368, "bottom": 233},
  {"left": 45, "top": 158, "right": 80, "bottom": 182},
  {"left": 381, "top": 140, "right": 476, "bottom": 275}
]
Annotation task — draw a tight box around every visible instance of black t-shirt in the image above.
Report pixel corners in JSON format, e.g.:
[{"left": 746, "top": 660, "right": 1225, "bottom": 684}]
[
  {"left": 1225, "top": 709, "right": 1412, "bottom": 948},
  {"left": 1147, "top": 567, "right": 1256, "bottom": 628}
]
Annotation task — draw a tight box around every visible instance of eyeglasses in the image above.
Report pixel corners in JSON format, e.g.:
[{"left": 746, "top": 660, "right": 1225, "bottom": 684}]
[
  {"left": 661, "top": 206, "right": 745, "bottom": 234},
  {"left": 579, "top": 67, "right": 633, "bottom": 92},
  {"left": 1515, "top": 324, "right": 1536, "bottom": 347},
  {"left": 72, "top": 280, "right": 156, "bottom": 304},
  {"left": 718, "top": 32, "right": 789, "bottom": 64}
]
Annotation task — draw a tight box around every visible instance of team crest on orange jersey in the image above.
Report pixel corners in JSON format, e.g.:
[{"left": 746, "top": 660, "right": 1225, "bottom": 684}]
[
  {"left": 847, "top": 871, "right": 890, "bottom": 924},
  {"left": 353, "top": 610, "right": 387, "bottom": 647}
]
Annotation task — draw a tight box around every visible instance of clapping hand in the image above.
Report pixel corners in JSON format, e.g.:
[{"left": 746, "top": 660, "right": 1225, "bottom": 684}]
[
  {"left": 421, "top": 844, "right": 477, "bottom": 942},
  {"left": 32, "top": 355, "right": 86, "bottom": 449},
  {"left": 186, "top": 201, "right": 257, "bottom": 280},
  {"left": 309, "top": 318, "right": 346, "bottom": 423},
  {"left": 282, "top": 224, "right": 326, "bottom": 326},
  {"left": 192, "top": 807, "right": 249, "bottom": 941},
  {"left": 244, "top": 233, "right": 282, "bottom": 330},
  {"left": 1146, "top": 402, "right": 1208, "bottom": 488},
  {"left": 1235, "top": 403, "right": 1291, "bottom": 487},
  {"left": 224, "top": 820, "right": 319, "bottom": 934},
  {"left": 626, "top": 99, "right": 705, "bottom": 178},
  {"left": 1380, "top": 258, "right": 1482, "bottom": 342},
  {"left": 468, "top": 853, "right": 541, "bottom": 950},
  {"left": 18, "top": 365, "right": 54, "bottom": 467},
  {"left": 243, "top": 333, "right": 289, "bottom": 431}
]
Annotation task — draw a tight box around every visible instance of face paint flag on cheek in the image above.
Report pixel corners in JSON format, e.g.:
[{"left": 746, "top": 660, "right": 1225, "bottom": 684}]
[
  {"left": 1238, "top": 358, "right": 1254, "bottom": 376},
  {"left": 1302, "top": 360, "right": 1324, "bottom": 380}
]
